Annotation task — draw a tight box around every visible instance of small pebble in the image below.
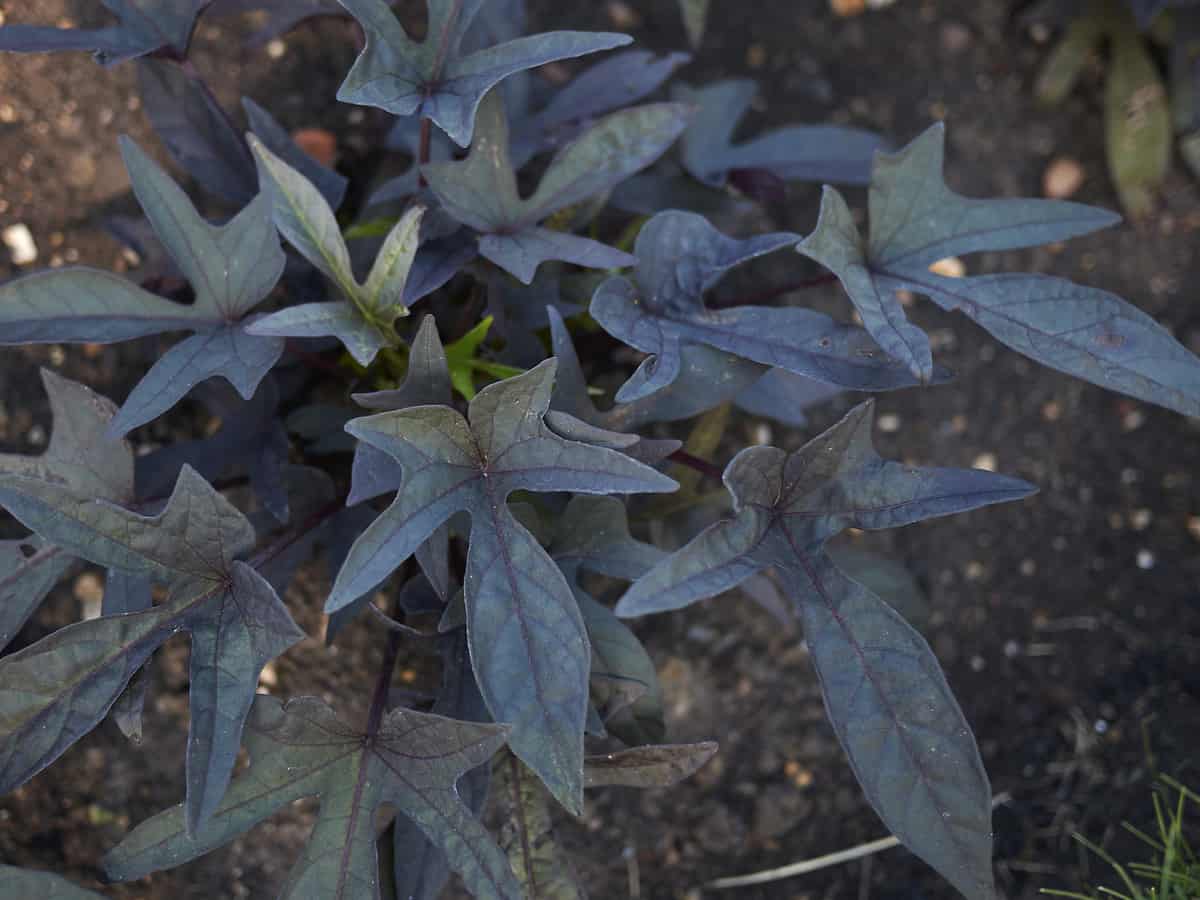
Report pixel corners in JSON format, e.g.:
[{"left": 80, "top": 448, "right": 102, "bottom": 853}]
[
  {"left": 929, "top": 256, "right": 965, "bottom": 278},
  {"left": 266, "top": 38, "right": 286, "bottom": 59},
  {"left": 877, "top": 412, "right": 901, "bottom": 433},
  {"left": 2, "top": 224, "right": 38, "bottom": 265},
  {"left": 1122, "top": 408, "right": 1146, "bottom": 432},
  {"left": 292, "top": 128, "right": 337, "bottom": 167},
  {"left": 746, "top": 44, "right": 767, "bottom": 69},
  {"left": 1020, "top": 558, "right": 1037, "bottom": 576},
  {"left": 1188, "top": 516, "right": 1200, "bottom": 543},
  {"left": 1136, "top": 549, "right": 1155, "bottom": 570},
  {"left": 1041, "top": 400, "right": 1062, "bottom": 422},
  {"left": 1130, "top": 509, "right": 1152, "bottom": 531},
  {"left": 830, "top": 0, "right": 866, "bottom": 15},
  {"left": 1043, "top": 157, "right": 1085, "bottom": 199},
  {"left": 972, "top": 452, "right": 997, "bottom": 472},
  {"left": 606, "top": 1, "right": 640, "bottom": 28},
  {"left": 941, "top": 22, "right": 971, "bottom": 53}
]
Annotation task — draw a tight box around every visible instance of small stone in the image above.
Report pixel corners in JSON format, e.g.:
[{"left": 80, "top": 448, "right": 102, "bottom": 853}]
[
  {"left": 751, "top": 422, "right": 772, "bottom": 445},
  {"left": 1130, "top": 509, "right": 1152, "bottom": 531},
  {"left": 1041, "top": 400, "right": 1062, "bottom": 422},
  {"left": 964, "top": 560, "right": 986, "bottom": 581},
  {"left": 972, "top": 452, "right": 997, "bottom": 472},
  {"left": 66, "top": 152, "right": 97, "bottom": 189},
  {"left": 1122, "top": 408, "right": 1146, "bottom": 432},
  {"left": 606, "top": 1, "right": 640, "bottom": 28},
  {"left": 258, "top": 661, "right": 278, "bottom": 689},
  {"left": 929, "top": 256, "right": 965, "bottom": 278},
  {"left": 746, "top": 43, "right": 767, "bottom": 69},
  {"left": 75, "top": 573, "right": 104, "bottom": 620},
  {"left": 877, "top": 412, "right": 901, "bottom": 433},
  {"left": 291, "top": 128, "right": 337, "bottom": 167},
  {"left": 1136, "top": 549, "right": 1155, "bottom": 570},
  {"left": 1186, "top": 516, "right": 1200, "bottom": 542},
  {"left": 266, "top": 38, "right": 286, "bottom": 59},
  {"left": 941, "top": 22, "right": 971, "bottom": 53},
  {"left": 2, "top": 224, "right": 38, "bottom": 266},
  {"left": 0, "top": 103, "right": 15, "bottom": 123},
  {"left": 1043, "top": 157, "right": 1085, "bottom": 199},
  {"left": 830, "top": 0, "right": 866, "bottom": 15},
  {"left": 1020, "top": 558, "right": 1037, "bottom": 576}
]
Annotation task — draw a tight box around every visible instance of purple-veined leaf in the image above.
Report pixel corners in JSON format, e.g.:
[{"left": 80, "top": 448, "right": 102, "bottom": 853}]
[
  {"left": 584, "top": 742, "right": 717, "bottom": 788},
  {"left": 676, "top": 79, "right": 884, "bottom": 188},
  {"left": 799, "top": 123, "right": 1200, "bottom": 415},
  {"left": 590, "top": 211, "right": 948, "bottom": 403},
  {"left": 135, "top": 378, "right": 291, "bottom": 521},
  {"left": 0, "top": 140, "right": 287, "bottom": 435},
  {"left": 137, "top": 57, "right": 258, "bottom": 206},
  {"left": 510, "top": 49, "right": 691, "bottom": 166},
  {"left": 0, "top": 866, "right": 106, "bottom": 898},
  {"left": 336, "top": 0, "right": 629, "bottom": 147},
  {"left": 617, "top": 401, "right": 1036, "bottom": 899},
  {"left": 392, "top": 629, "right": 493, "bottom": 899},
  {"left": 423, "top": 91, "right": 689, "bottom": 283},
  {"left": 0, "top": 537, "right": 73, "bottom": 653},
  {"left": 104, "top": 694, "right": 521, "bottom": 899},
  {"left": 0, "top": 464, "right": 303, "bottom": 835},
  {"left": 245, "top": 137, "right": 425, "bottom": 365},
  {"left": 0, "top": 0, "right": 209, "bottom": 65},
  {"left": 328, "top": 361, "right": 677, "bottom": 813}
]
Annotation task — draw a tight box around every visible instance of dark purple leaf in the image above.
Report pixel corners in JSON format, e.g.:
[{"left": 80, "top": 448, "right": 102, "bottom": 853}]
[{"left": 328, "top": 362, "right": 678, "bottom": 813}]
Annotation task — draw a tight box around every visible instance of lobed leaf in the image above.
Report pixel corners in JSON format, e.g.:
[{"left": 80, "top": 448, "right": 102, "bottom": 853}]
[
  {"left": 617, "top": 401, "right": 1037, "bottom": 898},
  {"left": 104, "top": 695, "right": 520, "bottom": 899},
  {"left": 423, "top": 91, "right": 689, "bottom": 282},
  {"left": 799, "top": 123, "right": 1200, "bottom": 415},
  {"left": 336, "top": 0, "right": 630, "bottom": 146},
  {"left": 330, "top": 361, "right": 677, "bottom": 813},
  {"left": 590, "top": 211, "right": 948, "bottom": 403}
]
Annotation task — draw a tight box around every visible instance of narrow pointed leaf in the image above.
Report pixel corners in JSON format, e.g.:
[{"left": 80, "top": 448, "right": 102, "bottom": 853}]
[
  {"left": 244, "top": 97, "right": 347, "bottom": 209},
  {"left": 0, "top": 866, "right": 106, "bottom": 898},
  {"left": 137, "top": 57, "right": 258, "bottom": 206},
  {"left": 799, "top": 123, "right": 1200, "bottom": 417},
  {"left": 104, "top": 695, "right": 520, "bottom": 899},
  {"left": 0, "top": 0, "right": 207, "bottom": 64},
  {"left": 584, "top": 741, "right": 717, "bottom": 788},
  {"left": 330, "top": 361, "right": 676, "bottom": 812},
  {"left": 591, "top": 211, "right": 944, "bottom": 402},
  {"left": 336, "top": 0, "right": 630, "bottom": 146},
  {"left": 677, "top": 79, "right": 883, "bottom": 187},
  {"left": 0, "top": 539, "right": 73, "bottom": 652}
]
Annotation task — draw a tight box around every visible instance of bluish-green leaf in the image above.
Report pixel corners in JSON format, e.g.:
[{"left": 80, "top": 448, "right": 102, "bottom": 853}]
[
  {"left": 336, "top": 0, "right": 629, "bottom": 147},
  {"left": 104, "top": 695, "right": 520, "bottom": 899},
  {"left": 330, "top": 361, "right": 677, "bottom": 813},
  {"left": 0, "top": 865, "right": 106, "bottom": 898}
]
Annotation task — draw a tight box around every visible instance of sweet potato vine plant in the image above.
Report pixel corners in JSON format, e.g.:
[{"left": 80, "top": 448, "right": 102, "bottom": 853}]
[{"left": 0, "top": 1, "right": 1198, "bottom": 898}]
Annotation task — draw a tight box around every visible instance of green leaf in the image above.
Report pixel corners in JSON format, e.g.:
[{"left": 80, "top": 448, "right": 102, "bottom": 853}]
[
  {"left": 104, "top": 695, "right": 520, "bottom": 899},
  {"left": 246, "top": 136, "right": 427, "bottom": 364},
  {"left": 1106, "top": 25, "right": 1171, "bottom": 218},
  {"left": 678, "top": 0, "right": 710, "bottom": 48}
]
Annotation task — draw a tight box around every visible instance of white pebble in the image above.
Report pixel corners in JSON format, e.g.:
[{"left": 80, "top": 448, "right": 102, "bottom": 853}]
[
  {"left": 972, "top": 452, "right": 997, "bottom": 472},
  {"left": 2, "top": 224, "right": 38, "bottom": 265},
  {"left": 877, "top": 412, "right": 901, "bottom": 433},
  {"left": 1136, "top": 549, "right": 1155, "bottom": 570}
]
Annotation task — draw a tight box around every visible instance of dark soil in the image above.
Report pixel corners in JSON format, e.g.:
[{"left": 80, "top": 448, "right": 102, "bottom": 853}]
[{"left": 2, "top": 1, "right": 1199, "bottom": 898}]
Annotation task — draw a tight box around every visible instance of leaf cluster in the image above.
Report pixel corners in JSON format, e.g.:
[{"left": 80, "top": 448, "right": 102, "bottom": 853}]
[{"left": 2, "top": 1, "right": 1199, "bottom": 898}]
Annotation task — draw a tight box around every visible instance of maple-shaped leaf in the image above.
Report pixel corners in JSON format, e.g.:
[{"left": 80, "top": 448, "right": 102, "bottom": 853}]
[
  {"left": 509, "top": 49, "right": 691, "bottom": 166},
  {"left": 0, "top": 465, "right": 304, "bottom": 835},
  {"left": 328, "top": 361, "right": 678, "bottom": 813},
  {"left": 675, "top": 79, "right": 883, "bottom": 188},
  {"left": 0, "top": 865, "right": 106, "bottom": 898},
  {"left": 800, "top": 123, "right": 1200, "bottom": 414},
  {"left": 245, "top": 136, "right": 428, "bottom": 365},
  {"left": 617, "top": 401, "right": 1037, "bottom": 900},
  {"left": 392, "top": 630, "right": 493, "bottom": 899},
  {"left": 548, "top": 495, "right": 666, "bottom": 745},
  {"left": 423, "top": 91, "right": 690, "bottom": 283},
  {"left": 0, "top": 0, "right": 208, "bottom": 65},
  {"left": 590, "top": 211, "right": 947, "bottom": 403},
  {"left": 335, "top": 0, "right": 629, "bottom": 147},
  {"left": 0, "top": 139, "right": 287, "bottom": 436},
  {"left": 0, "top": 371, "right": 143, "bottom": 653},
  {"left": 104, "top": 694, "right": 521, "bottom": 899}
]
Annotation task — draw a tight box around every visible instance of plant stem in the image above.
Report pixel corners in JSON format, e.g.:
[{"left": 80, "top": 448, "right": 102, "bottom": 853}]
[
  {"left": 365, "top": 629, "right": 402, "bottom": 739},
  {"left": 417, "top": 116, "right": 432, "bottom": 188},
  {"left": 669, "top": 449, "right": 724, "bottom": 483}
]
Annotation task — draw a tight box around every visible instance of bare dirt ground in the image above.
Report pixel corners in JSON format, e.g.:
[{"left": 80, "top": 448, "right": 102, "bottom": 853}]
[{"left": 1, "top": 1, "right": 1199, "bottom": 898}]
